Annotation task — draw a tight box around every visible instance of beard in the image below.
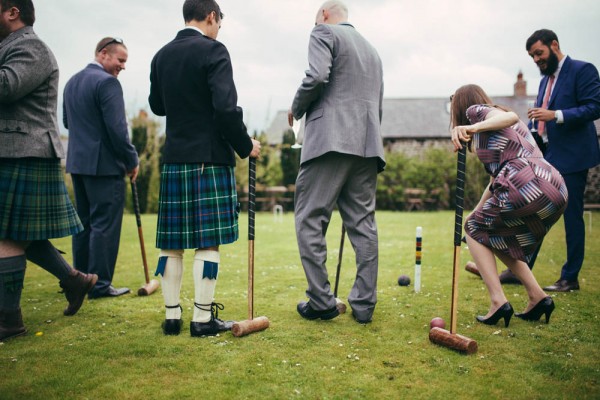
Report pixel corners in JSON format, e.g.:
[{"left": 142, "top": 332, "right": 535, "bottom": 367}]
[{"left": 539, "top": 49, "right": 559, "bottom": 76}]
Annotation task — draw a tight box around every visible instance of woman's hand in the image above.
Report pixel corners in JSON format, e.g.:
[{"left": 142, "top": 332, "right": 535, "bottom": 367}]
[{"left": 451, "top": 125, "right": 476, "bottom": 151}]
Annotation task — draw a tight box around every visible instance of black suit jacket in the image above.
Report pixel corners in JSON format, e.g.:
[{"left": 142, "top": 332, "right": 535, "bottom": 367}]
[{"left": 149, "top": 29, "right": 252, "bottom": 165}]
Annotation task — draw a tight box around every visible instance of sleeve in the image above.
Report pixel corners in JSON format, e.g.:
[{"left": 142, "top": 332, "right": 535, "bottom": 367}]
[
  {"left": 291, "top": 24, "right": 334, "bottom": 119},
  {"left": 207, "top": 42, "right": 253, "bottom": 159},
  {"left": 466, "top": 104, "right": 493, "bottom": 125},
  {"left": 560, "top": 63, "right": 600, "bottom": 125},
  {"left": 0, "top": 39, "right": 54, "bottom": 104},
  {"left": 97, "top": 78, "right": 139, "bottom": 170},
  {"left": 148, "top": 55, "right": 166, "bottom": 116}
]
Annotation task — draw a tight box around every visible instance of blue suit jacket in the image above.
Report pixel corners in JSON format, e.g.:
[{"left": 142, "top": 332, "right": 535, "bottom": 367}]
[
  {"left": 63, "top": 64, "right": 138, "bottom": 176},
  {"left": 538, "top": 56, "right": 600, "bottom": 174}
]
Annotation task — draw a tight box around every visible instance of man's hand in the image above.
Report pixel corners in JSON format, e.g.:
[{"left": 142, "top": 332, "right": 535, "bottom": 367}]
[
  {"left": 528, "top": 107, "right": 555, "bottom": 122},
  {"left": 250, "top": 139, "right": 261, "bottom": 158},
  {"left": 287, "top": 109, "right": 294, "bottom": 127},
  {"left": 128, "top": 165, "right": 140, "bottom": 182}
]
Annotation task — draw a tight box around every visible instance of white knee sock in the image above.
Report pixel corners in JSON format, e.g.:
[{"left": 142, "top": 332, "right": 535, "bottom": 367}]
[
  {"left": 193, "top": 249, "right": 220, "bottom": 323},
  {"left": 158, "top": 250, "right": 184, "bottom": 320}
]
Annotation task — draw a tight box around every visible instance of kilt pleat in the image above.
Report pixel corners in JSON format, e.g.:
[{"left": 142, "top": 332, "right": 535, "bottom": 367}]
[
  {"left": 0, "top": 158, "right": 83, "bottom": 240},
  {"left": 156, "top": 163, "right": 239, "bottom": 249}
]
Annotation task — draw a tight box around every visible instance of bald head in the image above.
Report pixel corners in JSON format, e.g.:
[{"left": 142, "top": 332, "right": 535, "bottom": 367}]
[{"left": 315, "top": 0, "right": 348, "bottom": 25}]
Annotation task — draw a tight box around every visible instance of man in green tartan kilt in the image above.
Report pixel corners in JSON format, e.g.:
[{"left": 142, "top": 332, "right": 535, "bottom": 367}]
[
  {"left": 149, "top": 0, "right": 261, "bottom": 337},
  {"left": 0, "top": 0, "right": 98, "bottom": 341}
]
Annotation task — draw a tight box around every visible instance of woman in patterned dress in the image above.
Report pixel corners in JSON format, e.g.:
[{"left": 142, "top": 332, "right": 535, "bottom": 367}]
[{"left": 450, "top": 84, "right": 568, "bottom": 327}]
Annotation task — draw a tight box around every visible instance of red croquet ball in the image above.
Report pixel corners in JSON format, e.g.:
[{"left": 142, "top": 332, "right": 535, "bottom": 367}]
[{"left": 430, "top": 317, "right": 446, "bottom": 330}]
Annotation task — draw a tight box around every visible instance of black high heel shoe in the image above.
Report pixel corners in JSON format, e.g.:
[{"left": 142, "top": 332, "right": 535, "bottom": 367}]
[
  {"left": 515, "top": 296, "right": 555, "bottom": 324},
  {"left": 476, "top": 302, "right": 514, "bottom": 327}
]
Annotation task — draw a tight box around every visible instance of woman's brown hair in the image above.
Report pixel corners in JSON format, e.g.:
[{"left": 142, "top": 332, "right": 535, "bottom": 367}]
[{"left": 450, "top": 84, "right": 510, "bottom": 128}]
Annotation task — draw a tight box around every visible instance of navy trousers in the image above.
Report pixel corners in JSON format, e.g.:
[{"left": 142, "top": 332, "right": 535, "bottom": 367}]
[{"left": 71, "top": 174, "right": 125, "bottom": 294}]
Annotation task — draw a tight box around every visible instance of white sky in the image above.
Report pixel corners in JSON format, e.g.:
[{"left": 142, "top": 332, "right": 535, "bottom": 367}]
[{"left": 33, "top": 0, "right": 600, "bottom": 134}]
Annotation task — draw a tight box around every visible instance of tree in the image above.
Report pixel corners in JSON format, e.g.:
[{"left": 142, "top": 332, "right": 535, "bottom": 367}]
[
  {"left": 129, "top": 110, "right": 161, "bottom": 213},
  {"left": 280, "top": 128, "right": 300, "bottom": 187}
]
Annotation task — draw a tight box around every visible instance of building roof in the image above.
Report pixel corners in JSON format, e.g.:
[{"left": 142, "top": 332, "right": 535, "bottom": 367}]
[{"left": 263, "top": 76, "right": 599, "bottom": 144}]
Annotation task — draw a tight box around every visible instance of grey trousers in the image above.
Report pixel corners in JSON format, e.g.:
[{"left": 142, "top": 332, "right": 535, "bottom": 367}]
[{"left": 294, "top": 152, "right": 379, "bottom": 321}]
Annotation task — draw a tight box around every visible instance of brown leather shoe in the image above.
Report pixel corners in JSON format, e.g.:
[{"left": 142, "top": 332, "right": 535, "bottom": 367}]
[
  {"left": 464, "top": 261, "right": 481, "bottom": 277},
  {"left": 543, "top": 279, "right": 579, "bottom": 292},
  {"left": 59, "top": 270, "right": 98, "bottom": 316},
  {"left": 0, "top": 308, "right": 27, "bottom": 341},
  {"left": 499, "top": 269, "right": 521, "bottom": 285}
]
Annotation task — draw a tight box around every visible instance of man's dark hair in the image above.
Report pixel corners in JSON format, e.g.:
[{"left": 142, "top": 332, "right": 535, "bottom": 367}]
[
  {"left": 0, "top": 0, "right": 35, "bottom": 26},
  {"left": 183, "top": 0, "right": 223, "bottom": 23},
  {"left": 526, "top": 29, "right": 559, "bottom": 51}
]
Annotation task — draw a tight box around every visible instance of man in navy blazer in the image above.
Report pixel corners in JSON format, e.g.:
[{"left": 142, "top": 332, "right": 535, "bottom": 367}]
[
  {"left": 526, "top": 29, "right": 600, "bottom": 292},
  {"left": 63, "top": 37, "right": 139, "bottom": 299}
]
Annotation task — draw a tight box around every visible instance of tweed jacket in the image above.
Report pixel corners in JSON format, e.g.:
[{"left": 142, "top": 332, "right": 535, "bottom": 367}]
[
  {"left": 0, "top": 26, "right": 63, "bottom": 159},
  {"left": 291, "top": 23, "right": 385, "bottom": 172}
]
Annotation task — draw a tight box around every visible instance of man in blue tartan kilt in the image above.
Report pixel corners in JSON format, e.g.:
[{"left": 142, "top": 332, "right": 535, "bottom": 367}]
[
  {"left": 0, "top": 0, "right": 98, "bottom": 341},
  {"left": 149, "top": 0, "right": 261, "bottom": 337}
]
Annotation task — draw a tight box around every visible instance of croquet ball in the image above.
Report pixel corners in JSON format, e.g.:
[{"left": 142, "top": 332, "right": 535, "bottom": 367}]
[
  {"left": 397, "top": 275, "right": 411, "bottom": 286},
  {"left": 430, "top": 317, "right": 446, "bottom": 330}
]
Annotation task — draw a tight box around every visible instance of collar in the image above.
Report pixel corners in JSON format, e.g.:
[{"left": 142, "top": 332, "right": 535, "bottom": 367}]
[{"left": 184, "top": 26, "right": 206, "bottom": 36}]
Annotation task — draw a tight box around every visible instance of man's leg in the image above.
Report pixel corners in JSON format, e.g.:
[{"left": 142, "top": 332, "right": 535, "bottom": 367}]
[
  {"left": 558, "top": 170, "right": 587, "bottom": 282},
  {"left": 294, "top": 154, "right": 345, "bottom": 312},
  {"left": 84, "top": 176, "right": 127, "bottom": 295},
  {"left": 0, "top": 241, "right": 27, "bottom": 340},
  {"left": 71, "top": 174, "right": 91, "bottom": 274},
  {"left": 337, "top": 157, "right": 379, "bottom": 323}
]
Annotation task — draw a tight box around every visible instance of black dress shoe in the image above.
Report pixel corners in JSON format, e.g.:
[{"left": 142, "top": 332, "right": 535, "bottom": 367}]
[
  {"left": 515, "top": 296, "right": 555, "bottom": 324},
  {"left": 351, "top": 310, "right": 372, "bottom": 324},
  {"left": 499, "top": 269, "right": 521, "bottom": 285},
  {"left": 543, "top": 279, "right": 579, "bottom": 292},
  {"left": 190, "top": 319, "right": 234, "bottom": 337},
  {"left": 476, "top": 302, "right": 514, "bottom": 327},
  {"left": 88, "top": 286, "right": 130, "bottom": 299},
  {"left": 296, "top": 301, "right": 339, "bottom": 321},
  {"left": 162, "top": 304, "right": 183, "bottom": 335},
  {"left": 190, "top": 302, "right": 234, "bottom": 337}
]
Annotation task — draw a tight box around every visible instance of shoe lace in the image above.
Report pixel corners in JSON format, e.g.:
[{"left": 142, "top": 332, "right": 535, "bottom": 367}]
[{"left": 194, "top": 302, "right": 225, "bottom": 321}]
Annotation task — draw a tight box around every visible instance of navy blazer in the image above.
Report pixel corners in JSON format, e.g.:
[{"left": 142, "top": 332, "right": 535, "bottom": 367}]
[
  {"left": 63, "top": 64, "right": 139, "bottom": 176},
  {"left": 149, "top": 29, "right": 252, "bottom": 165},
  {"left": 538, "top": 56, "right": 600, "bottom": 174}
]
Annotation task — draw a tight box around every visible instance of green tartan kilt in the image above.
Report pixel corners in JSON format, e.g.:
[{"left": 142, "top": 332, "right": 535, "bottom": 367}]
[
  {"left": 0, "top": 158, "right": 83, "bottom": 241},
  {"left": 156, "top": 163, "right": 240, "bottom": 249}
]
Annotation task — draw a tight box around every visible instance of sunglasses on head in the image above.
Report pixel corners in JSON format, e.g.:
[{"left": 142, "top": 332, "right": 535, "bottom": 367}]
[{"left": 97, "top": 37, "right": 124, "bottom": 52}]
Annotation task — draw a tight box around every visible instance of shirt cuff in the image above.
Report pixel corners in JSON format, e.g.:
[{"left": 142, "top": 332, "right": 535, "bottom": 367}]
[{"left": 555, "top": 110, "right": 564, "bottom": 124}]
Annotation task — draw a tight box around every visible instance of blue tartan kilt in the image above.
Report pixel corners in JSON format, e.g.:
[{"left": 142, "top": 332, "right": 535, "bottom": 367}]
[
  {"left": 156, "top": 163, "right": 240, "bottom": 249},
  {"left": 0, "top": 158, "right": 83, "bottom": 241}
]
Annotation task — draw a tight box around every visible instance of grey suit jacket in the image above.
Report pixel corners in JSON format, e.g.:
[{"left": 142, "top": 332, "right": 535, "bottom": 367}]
[
  {"left": 0, "top": 26, "right": 64, "bottom": 159},
  {"left": 292, "top": 23, "right": 385, "bottom": 172}
]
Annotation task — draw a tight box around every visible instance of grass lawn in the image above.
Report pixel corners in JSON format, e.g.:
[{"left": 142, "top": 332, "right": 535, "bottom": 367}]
[{"left": 1, "top": 211, "right": 599, "bottom": 399}]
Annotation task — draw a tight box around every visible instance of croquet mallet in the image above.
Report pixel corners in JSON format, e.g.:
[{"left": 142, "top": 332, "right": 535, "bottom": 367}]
[
  {"left": 130, "top": 179, "right": 160, "bottom": 296},
  {"left": 232, "top": 157, "right": 270, "bottom": 337},
  {"left": 429, "top": 146, "right": 478, "bottom": 354},
  {"left": 333, "top": 225, "right": 347, "bottom": 314}
]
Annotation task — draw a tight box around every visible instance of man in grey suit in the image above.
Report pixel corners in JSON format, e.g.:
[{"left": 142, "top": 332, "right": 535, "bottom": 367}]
[
  {"left": 288, "top": 0, "right": 385, "bottom": 324},
  {"left": 0, "top": 0, "right": 98, "bottom": 341},
  {"left": 63, "top": 37, "right": 139, "bottom": 299}
]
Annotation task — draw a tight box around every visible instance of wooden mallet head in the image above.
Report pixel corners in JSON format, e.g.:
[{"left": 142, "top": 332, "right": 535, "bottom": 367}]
[{"left": 429, "top": 327, "right": 478, "bottom": 354}]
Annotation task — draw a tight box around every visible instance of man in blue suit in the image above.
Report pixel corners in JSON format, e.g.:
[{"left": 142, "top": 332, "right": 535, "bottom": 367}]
[
  {"left": 526, "top": 29, "right": 600, "bottom": 292},
  {"left": 63, "top": 37, "right": 139, "bottom": 299}
]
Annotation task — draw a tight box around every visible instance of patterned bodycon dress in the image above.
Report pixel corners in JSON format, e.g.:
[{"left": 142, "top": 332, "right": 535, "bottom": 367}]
[{"left": 464, "top": 105, "right": 568, "bottom": 263}]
